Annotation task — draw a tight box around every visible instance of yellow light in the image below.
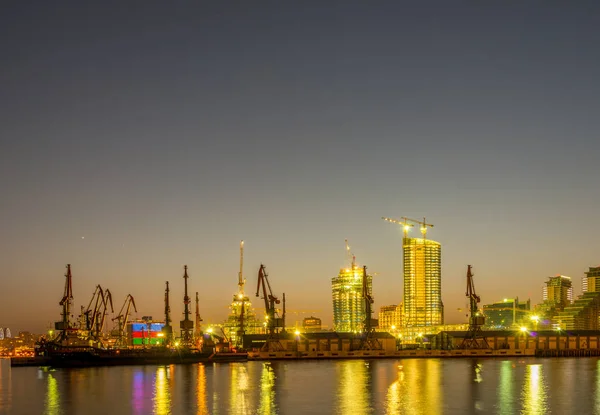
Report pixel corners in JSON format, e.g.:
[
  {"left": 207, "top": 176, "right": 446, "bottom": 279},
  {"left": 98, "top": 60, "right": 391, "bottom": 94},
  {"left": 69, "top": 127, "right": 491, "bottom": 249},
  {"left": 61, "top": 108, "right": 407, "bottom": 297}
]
[
  {"left": 207, "top": 328, "right": 213, "bottom": 333},
  {"left": 294, "top": 330, "right": 300, "bottom": 336},
  {"left": 520, "top": 327, "right": 528, "bottom": 332},
  {"left": 403, "top": 225, "right": 411, "bottom": 232},
  {"left": 174, "top": 341, "right": 180, "bottom": 347},
  {"left": 530, "top": 315, "right": 540, "bottom": 322},
  {"left": 391, "top": 325, "right": 396, "bottom": 330},
  {"left": 157, "top": 332, "right": 164, "bottom": 337},
  {"left": 238, "top": 294, "right": 243, "bottom": 299}
]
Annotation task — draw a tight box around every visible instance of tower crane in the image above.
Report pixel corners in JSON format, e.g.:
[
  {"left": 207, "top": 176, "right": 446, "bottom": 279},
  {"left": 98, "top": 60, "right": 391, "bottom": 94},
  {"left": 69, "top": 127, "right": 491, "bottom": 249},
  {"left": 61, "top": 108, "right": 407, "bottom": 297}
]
[
  {"left": 112, "top": 294, "right": 137, "bottom": 347},
  {"left": 256, "top": 264, "right": 285, "bottom": 351},
  {"left": 382, "top": 216, "right": 433, "bottom": 238},
  {"left": 461, "top": 265, "right": 489, "bottom": 349}
]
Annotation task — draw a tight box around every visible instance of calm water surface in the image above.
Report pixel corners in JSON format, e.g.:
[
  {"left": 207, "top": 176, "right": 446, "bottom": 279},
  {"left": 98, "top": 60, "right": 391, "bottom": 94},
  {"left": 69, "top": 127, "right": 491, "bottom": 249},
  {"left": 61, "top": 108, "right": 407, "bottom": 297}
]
[{"left": 1, "top": 357, "right": 599, "bottom": 414}]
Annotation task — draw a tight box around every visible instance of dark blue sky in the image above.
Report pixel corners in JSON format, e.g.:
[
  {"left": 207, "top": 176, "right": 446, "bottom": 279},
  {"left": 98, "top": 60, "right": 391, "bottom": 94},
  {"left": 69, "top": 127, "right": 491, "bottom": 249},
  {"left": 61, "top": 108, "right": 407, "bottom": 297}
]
[{"left": 1, "top": 2, "right": 599, "bottom": 332}]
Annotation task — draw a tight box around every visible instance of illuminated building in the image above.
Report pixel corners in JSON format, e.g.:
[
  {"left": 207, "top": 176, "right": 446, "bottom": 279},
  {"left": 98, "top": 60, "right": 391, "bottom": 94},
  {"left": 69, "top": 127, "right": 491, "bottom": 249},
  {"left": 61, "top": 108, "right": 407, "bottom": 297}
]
[
  {"left": 482, "top": 298, "right": 531, "bottom": 330},
  {"left": 302, "top": 316, "right": 322, "bottom": 332},
  {"left": 223, "top": 240, "right": 261, "bottom": 346},
  {"left": 331, "top": 258, "right": 373, "bottom": 332},
  {"left": 553, "top": 291, "right": 600, "bottom": 330},
  {"left": 542, "top": 275, "right": 573, "bottom": 309},
  {"left": 378, "top": 304, "right": 402, "bottom": 332},
  {"left": 127, "top": 321, "right": 166, "bottom": 346},
  {"left": 403, "top": 237, "right": 443, "bottom": 327},
  {"left": 584, "top": 266, "right": 600, "bottom": 293}
]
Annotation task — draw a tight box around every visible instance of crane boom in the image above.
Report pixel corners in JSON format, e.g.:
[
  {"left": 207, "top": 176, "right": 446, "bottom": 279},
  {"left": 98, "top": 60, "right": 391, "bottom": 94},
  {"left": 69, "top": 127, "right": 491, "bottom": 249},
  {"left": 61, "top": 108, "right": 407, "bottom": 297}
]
[{"left": 256, "top": 264, "right": 284, "bottom": 351}]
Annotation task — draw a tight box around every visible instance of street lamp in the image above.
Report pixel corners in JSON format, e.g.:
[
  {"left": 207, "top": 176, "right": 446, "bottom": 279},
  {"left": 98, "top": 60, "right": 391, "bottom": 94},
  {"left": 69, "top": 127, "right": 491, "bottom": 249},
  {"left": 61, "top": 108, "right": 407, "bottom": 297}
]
[{"left": 530, "top": 315, "right": 540, "bottom": 331}]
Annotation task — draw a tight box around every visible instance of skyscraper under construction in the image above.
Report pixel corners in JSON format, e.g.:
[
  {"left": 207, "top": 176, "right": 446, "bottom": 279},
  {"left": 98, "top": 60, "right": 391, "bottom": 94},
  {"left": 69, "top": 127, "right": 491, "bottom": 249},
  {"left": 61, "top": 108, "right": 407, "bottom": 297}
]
[
  {"left": 383, "top": 217, "right": 444, "bottom": 328},
  {"left": 331, "top": 242, "right": 373, "bottom": 332}
]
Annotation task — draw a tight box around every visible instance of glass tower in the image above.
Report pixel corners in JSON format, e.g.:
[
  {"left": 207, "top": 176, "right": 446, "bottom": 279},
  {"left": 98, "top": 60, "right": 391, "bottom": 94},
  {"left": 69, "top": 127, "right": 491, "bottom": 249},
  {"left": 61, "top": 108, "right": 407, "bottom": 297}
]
[
  {"left": 331, "top": 262, "right": 373, "bottom": 332},
  {"left": 403, "top": 237, "right": 443, "bottom": 327}
]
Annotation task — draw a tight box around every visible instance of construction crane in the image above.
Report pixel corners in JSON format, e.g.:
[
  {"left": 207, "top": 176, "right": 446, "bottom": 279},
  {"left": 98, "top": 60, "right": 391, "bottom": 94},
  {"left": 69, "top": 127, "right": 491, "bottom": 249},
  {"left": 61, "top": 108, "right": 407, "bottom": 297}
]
[
  {"left": 256, "top": 264, "right": 285, "bottom": 351},
  {"left": 359, "top": 265, "right": 382, "bottom": 350},
  {"left": 112, "top": 294, "right": 137, "bottom": 347},
  {"left": 382, "top": 216, "right": 433, "bottom": 238},
  {"left": 54, "top": 264, "right": 74, "bottom": 342},
  {"left": 345, "top": 239, "right": 356, "bottom": 269},
  {"left": 461, "top": 265, "right": 489, "bottom": 349}
]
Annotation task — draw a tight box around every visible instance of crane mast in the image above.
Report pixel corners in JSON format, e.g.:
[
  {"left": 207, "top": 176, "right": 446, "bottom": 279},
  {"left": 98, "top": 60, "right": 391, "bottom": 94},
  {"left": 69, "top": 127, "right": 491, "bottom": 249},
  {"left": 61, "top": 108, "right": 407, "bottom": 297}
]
[
  {"left": 461, "top": 265, "right": 489, "bottom": 349},
  {"left": 256, "top": 264, "right": 284, "bottom": 351},
  {"left": 112, "top": 294, "right": 137, "bottom": 347},
  {"left": 163, "top": 281, "right": 173, "bottom": 345},
  {"left": 194, "top": 292, "right": 203, "bottom": 345},
  {"left": 180, "top": 265, "right": 194, "bottom": 346},
  {"left": 358, "top": 265, "right": 382, "bottom": 350}
]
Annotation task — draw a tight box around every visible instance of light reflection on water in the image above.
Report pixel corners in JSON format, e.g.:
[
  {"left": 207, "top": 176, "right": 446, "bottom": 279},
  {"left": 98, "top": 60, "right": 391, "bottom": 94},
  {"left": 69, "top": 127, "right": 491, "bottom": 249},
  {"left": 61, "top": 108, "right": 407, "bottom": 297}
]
[
  {"left": 3, "top": 358, "right": 600, "bottom": 414},
  {"left": 497, "top": 360, "right": 514, "bottom": 415},
  {"left": 385, "top": 359, "right": 442, "bottom": 414},
  {"left": 44, "top": 372, "right": 60, "bottom": 415},
  {"left": 337, "top": 360, "right": 373, "bottom": 414},
  {"left": 520, "top": 364, "right": 548, "bottom": 415},
  {"left": 153, "top": 366, "right": 172, "bottom": 415}
]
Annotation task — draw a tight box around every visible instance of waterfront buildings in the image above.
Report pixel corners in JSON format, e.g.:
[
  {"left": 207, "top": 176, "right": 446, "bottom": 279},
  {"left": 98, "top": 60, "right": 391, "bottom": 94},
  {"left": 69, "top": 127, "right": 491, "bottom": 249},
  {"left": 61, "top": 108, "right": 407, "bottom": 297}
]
[
  {"left": 331, "top": 258, "right": 373, "bottom": 332},
  {"left": 378, "top": 304, "right": 403, "bottom": 332},
  {"left": 553, "top": 292, "right": 600, "bottom": 330},
  {"left": 303, "top": 316, "right": 322, "bottom": 332},
  {"left": 542, "top": 275, "right": 573, "bottom": 308},
  {"left": 403, "top": 237, "right": 443, "bottom": 327},
  {"left": 482, "top": 298, "right": 531, "bottom": 330},
  {"left": 584, "top": 267, "right": 600, "bottom": 292}
]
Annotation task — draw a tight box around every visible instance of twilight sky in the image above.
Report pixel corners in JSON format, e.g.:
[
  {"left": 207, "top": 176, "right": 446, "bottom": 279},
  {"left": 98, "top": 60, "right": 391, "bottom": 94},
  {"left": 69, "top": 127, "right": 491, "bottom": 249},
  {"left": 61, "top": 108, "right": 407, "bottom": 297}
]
[{"left": 1, "top": 2, "right": 599, "bottom": 333}]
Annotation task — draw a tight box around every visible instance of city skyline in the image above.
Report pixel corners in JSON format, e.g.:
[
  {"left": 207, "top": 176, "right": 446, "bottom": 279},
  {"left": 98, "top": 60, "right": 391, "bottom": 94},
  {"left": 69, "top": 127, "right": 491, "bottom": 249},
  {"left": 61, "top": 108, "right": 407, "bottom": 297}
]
[{"left": 1, "top": 3, "right": 599, "bottom": 333}]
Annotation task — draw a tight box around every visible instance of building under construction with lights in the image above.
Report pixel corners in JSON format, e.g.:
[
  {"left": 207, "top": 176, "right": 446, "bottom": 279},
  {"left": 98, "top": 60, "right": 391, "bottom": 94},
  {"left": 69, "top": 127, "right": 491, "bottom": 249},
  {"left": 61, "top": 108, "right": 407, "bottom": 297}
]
[
  {"left": 222, "top": 241, "right": 261, "bottom": 347},
  {"left": 331, "top": 248, "right": 373, "bottom": 333}
]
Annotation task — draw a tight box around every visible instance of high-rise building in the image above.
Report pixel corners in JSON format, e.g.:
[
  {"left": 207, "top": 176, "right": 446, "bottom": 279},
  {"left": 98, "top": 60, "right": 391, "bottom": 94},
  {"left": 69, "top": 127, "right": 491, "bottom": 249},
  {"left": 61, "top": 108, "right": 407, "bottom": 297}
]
[
  {"left": 403, "top": 237, "right": 443, "bottom": 327},
  {"left": 378, "top": 304, "right": 403, "bottom": 332},
  {"left": 584, "top": 267, "right": 600, "bottom": 293},
  {"left": 542, "top": 275, "right": 573, "bottom": 309},
  {"left": 331, "top": 259, "right": 373, "bottom": 332},
  {"left": 553, "top": 292, "right": 600, "bottom": 330}
]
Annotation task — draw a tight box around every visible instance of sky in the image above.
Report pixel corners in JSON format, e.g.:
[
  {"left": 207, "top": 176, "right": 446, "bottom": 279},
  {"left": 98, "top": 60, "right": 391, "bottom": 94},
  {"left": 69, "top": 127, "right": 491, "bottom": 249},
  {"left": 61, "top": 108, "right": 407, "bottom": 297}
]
[{"left": 1, "top": 2, "right": 599, "bottom": 334}]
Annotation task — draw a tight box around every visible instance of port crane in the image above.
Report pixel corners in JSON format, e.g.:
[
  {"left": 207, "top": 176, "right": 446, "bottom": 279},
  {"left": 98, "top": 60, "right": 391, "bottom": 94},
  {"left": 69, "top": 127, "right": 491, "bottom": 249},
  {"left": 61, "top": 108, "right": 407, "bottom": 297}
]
[
  {"left": 256, "top": 264, "right": 285, "bottom": 351},
  {"left": 461, "top": 265, "right": 490, "bottom": 349},
  {"left": 54, "top": 264, "right": 74, "bottom": 342},
  {"left": 358, "top": 265, "right": 382, "bottom": 350},
  {"left": 83, "top": 285, "right": 114, "bottom": 344},
  {"left": 112, "top": 294, "right": 137, "bottom": 347},
  {"left": 180, "top": 265, "right": 194, "bottom": 346},
  {"left": 162, "top": 281, "right": 173, "bottom": 345},
  {"left": 194, "top": 292, "right": 203, "bottom": 347}
]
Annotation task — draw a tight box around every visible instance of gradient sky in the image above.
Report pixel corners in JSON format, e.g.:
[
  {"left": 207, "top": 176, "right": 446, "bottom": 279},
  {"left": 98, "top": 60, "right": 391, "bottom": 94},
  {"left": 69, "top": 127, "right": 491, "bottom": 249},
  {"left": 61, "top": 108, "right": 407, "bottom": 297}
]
[{"left": 1, "top": 2, "right": 599, "bottom": 333}]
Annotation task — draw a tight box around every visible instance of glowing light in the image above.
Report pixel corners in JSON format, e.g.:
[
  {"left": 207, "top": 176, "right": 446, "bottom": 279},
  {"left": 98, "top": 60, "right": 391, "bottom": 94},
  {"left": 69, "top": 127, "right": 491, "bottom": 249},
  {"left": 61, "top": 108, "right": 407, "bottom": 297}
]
[
  {"left": 294, "top": 330, "right": 300, "bottom": 336},
  {"left": 174, "top": 342, "right": 180, "bottom": 347},
  {"left": 530, "top": 315, "right": 540, "bottom": 322},
  {"left": 157, "top": 332, "right": 164, "bottom": 337},
  {"left": 207, "top": 327, "right": 213, "bottom": 334},
  {"left": 238, "top": 294, "right": 243, "bottom": 299},
  {"left": 520, "top": 327, "right": 528, "bottom": 332}
]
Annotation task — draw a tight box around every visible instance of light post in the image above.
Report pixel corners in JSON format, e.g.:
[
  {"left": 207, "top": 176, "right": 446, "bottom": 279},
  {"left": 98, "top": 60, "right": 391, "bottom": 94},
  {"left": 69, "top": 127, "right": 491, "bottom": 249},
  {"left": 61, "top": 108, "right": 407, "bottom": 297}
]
[
  {"left": 530, "top": 315, "right": 540, "bottom": 331},
  {"left": 295, "top": 330, "right": 301, "bottom": 357},
  {"left": 519, "top": 326, "right": 528, "bottom": 350}
]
